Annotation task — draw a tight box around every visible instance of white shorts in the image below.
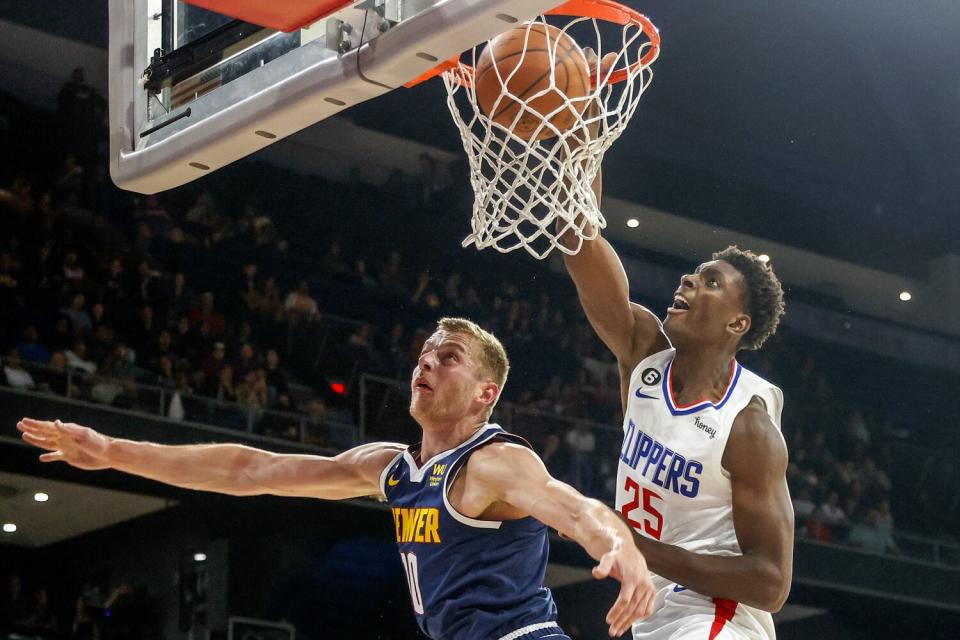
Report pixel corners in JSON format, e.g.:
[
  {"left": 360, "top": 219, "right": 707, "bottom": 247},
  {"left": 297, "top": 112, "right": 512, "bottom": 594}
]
[{"left": 631, "top": 581, "right": 775, "bottom": 640}]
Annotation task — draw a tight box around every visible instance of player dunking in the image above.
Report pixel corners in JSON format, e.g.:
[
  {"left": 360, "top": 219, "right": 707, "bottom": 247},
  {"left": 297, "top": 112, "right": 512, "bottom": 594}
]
[
  {"left": 563, "top": 237, "right": 793, "bottom": 639},
  {"left": 561, "top": 192, "right": 792, "bottom": 636},
  {"left": 551, "top": 46, "right": 793, "bottom": 639},
  {"left": 19, "top": 317, "right": 656, "bottom": 639}
]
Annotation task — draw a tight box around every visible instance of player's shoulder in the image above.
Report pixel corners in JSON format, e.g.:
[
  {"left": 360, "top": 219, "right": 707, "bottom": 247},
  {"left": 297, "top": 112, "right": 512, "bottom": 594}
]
[
  {"left": 469, "top": 440, "right": 538, "bottom": 468},
  {"left": 725, "top": 400, "right": 788, "bottom": 474},
  {"left": 462, "top": 440, "right": 543, "bottom": 487}
]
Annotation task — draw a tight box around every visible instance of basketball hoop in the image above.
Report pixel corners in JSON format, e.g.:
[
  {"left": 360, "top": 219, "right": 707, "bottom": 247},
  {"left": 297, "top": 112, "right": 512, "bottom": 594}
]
[{"left": 437, "top": 0, "right": 660, "bottom": 259}]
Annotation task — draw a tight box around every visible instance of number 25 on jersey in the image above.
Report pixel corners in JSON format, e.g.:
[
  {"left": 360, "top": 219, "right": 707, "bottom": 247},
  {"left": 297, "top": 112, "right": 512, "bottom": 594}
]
[{"left": 621, "top": 477, "right": 664, "bottom": 540}]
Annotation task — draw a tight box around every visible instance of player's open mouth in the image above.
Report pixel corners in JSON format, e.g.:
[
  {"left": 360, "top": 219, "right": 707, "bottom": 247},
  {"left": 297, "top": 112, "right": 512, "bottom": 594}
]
[
  {"left": 668, "top": 295, "right": 690, "bottom": 313},
  {"left": 414, "top": 379, "right": 433, "bottom": 391}
]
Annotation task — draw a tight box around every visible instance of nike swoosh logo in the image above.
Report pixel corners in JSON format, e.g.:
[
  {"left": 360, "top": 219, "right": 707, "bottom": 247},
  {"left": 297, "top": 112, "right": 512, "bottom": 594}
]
[
  {"left": 673, "top": 585, "right": 687, "bottom": 592},
  {"left": 635, "top": 390, "right": 659, "bottom": 400},
  {"left": 387, "top": 475, "right": 400, "bottom": 487}
]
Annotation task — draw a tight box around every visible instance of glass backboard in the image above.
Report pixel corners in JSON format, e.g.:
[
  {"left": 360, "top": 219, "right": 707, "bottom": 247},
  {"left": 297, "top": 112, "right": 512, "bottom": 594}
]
[{"left": 109, "top": 0, "right": 568, "bottom": 194}]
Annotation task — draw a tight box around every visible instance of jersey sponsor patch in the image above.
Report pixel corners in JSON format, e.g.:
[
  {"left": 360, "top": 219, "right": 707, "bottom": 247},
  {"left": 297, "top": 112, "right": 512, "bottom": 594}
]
[
  {"left": 392, "top": 507, "right": 442, "bottom": 544},
  {"left": 619, "top": 419, "right": 702, "bottom": 498},
  {"left": 429, "top": 463, "right": 446, "bottom": 487}
]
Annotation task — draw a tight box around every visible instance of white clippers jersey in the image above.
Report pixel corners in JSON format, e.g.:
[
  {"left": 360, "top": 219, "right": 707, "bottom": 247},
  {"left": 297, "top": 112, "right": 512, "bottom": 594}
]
[{"left": 615, "top": 348, "right": 783, "bottom": 640}]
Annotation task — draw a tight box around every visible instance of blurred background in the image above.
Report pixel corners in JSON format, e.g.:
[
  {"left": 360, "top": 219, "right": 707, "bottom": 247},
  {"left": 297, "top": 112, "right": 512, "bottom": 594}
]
[{"left": 0, "top": 1, "right": 958, "bottom": 638}]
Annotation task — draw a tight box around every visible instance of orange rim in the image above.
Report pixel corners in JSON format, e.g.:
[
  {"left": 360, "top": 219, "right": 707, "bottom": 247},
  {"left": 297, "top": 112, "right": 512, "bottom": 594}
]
[{"left": 405, "top": 0, "right": 660, "bottom": 88}]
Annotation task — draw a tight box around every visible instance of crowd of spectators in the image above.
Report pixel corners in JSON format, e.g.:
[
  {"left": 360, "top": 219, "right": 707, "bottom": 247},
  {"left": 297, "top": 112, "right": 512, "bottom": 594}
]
[
  {"left": 1, "top": 70, "right": 958, "bottom": 561},
  {"left": 1, "top": 571, "right": 151, "bottom": 640}
]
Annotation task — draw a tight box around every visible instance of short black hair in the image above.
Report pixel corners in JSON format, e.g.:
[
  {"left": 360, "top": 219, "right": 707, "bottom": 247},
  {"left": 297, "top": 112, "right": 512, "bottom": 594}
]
[{"left": 712, "top": 246, "right": 785, "bottom": 351}]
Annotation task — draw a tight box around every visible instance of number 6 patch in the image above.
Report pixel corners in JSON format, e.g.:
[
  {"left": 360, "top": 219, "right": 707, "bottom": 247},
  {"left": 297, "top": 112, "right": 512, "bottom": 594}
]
[{"left": 641, "top": 368, "right": 662, "bottom": 386}]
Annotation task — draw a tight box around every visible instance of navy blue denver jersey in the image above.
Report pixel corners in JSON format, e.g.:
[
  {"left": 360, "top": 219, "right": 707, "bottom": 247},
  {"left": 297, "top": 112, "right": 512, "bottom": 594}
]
[{"left": 380, "top": 424, "right": 559, "bottom": 640}]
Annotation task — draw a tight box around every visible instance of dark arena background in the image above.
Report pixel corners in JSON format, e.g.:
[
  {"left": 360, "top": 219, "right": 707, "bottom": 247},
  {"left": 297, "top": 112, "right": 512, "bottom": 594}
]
[{"left": 1, "top": 1, "right": 959, "bottom": 639}]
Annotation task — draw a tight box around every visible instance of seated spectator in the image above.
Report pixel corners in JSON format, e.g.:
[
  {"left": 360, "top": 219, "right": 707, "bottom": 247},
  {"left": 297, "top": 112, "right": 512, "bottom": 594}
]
[
  {"left": 815, "top": 490, "right": 849, "bottom": 540},
  {"left": 61, "top": 292, "right": 92, "bottom": 334},
  {"left": 90, "top": 356, "right": 129, "bottom": 406},
  {"left": 129, "top": 304, "right": 157, "bottom": 355},
  {"left": 135, "top": 260, "right": 162, "bottom": 303},
  {"left": 88, "top": 325, "right": 116, "bottom": 368},
  {"left": 378, "top": 249, "right": 406, "bottom": 295},
  {"left": 35, "top": 352, "right": 70, "bottom": 396},
  {"left": 284, "top": 280, "right": 319, "bottom": 322},
  {"left": 167, "top": 371, "right": 194, "bottom": 422},
  {"left": 540, "top": 431, "right": 569, "bottom": 481},
  {"left": 3, "top": 350, "right": 36, "bottom": 390},
  {"left": 65, "top": 340, "right": 97, "bottom": 374},
  {"left": 173, "top": 315, "right": 202, "bottom": 363},
  {"left": 50, "top": 315, "right": 74, "bottom": 352},
  {"left": 264, "top": 348, "right": 289, "bottom": 404},
  {"left": 303, "top": 397, "right": 330, "bottom": 447},
  {"left": 237, "top": 368, "right": 268, "bottom": 427},
  {"left": 61, "top": 250, "right": 85, "bottom": 284},
  {"left": 233, "top": 342, "right": 258, "bottom": 380},
  {"left": 348, "top": 323, "right": 383, "bottom": 373},
  {"left": 156, "top": 355, "right": 176, "bottom": 389},
  {"left": 238, "top": 262, "right": 260, "bottom": 312},
  {"left": 848, "top": 509, "right": 899, "bottom": 554},
  {"left": 792, "top": 487, "right": 817, "bottom": 522},
  {"left": 102, "top": 257, "right": 128, "bottom": 307},
  {"left": 200, "top": 342, "right": 227, "bottom": 387},
  {"left": 189, "top": 292, "right": 226, "bottom": 337},
  {"left": 148, "top": 329, "right": 177, "bottom": 371},
  {"left": 214, "top": 365, "right": 237, "bottom": 404},
  {"left": 260, "top": 393, "right": 299, "bottom": 440},
  {"left": 162, "top": 271, "right": 192, "bottom": 321}
]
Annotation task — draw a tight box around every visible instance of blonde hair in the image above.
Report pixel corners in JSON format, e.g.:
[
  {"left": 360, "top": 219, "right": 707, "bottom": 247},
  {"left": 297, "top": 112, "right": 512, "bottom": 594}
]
[{"left": 437, "top": 317, "right": 510, "bottom": 415}]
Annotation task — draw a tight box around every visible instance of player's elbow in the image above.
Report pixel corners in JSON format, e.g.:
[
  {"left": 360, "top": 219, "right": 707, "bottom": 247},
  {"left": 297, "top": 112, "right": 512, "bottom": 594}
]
[{"left": 750, "top": 566, "right": 790, "bottom": 612}]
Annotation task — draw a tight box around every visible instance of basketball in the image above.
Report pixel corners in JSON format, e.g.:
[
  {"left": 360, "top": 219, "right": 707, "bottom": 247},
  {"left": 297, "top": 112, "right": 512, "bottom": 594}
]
[{"left": 474, "top": 24, "right": 590, "bottom": 141}]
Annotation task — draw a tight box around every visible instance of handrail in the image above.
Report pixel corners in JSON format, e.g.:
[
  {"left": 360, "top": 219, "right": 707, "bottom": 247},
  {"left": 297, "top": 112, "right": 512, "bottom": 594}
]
[{"left": 12, "top": 359, "right": 356, "bottom": 446}]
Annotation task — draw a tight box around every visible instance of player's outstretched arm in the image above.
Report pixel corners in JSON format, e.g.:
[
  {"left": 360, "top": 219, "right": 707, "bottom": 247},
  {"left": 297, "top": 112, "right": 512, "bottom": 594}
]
[
  {"left": 556, "top": 52, "right": 668, "bottom": 375},
  {"left": 465, "top": 442, "right": 655, "bottom": 637},
  {"left": 623, "top": 403, "right": 794, "bottom": 612},
  {"left": 17, "top": 418, "right": 402, "bottom": 500}
]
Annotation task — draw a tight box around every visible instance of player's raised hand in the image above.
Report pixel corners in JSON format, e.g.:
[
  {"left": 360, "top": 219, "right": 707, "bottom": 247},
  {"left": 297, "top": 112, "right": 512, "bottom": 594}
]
[
  {"left": 592, "top": 537, "right": 656, "bottom": 637},
  {"left": 583, "top": 46, "right": 619, "bottom": 85},
  {"left": 17, "top": 418, "right": 113, "bottom": 471}
]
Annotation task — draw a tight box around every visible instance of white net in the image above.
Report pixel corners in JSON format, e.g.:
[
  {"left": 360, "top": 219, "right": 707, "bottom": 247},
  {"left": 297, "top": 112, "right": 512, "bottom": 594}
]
[{"left": 442, "top": 8, "right": 659, "bottom": 260}]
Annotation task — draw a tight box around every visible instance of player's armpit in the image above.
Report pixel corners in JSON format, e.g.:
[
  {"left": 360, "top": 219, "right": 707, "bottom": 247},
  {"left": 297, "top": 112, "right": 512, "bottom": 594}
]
[
  {"left": 562, "top": 236, "right": 668, "bottom": 368},
  {"left": 722, "top": 402, "right": 794, "bottom": 611}
]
